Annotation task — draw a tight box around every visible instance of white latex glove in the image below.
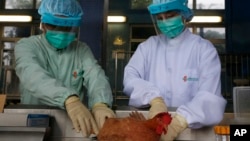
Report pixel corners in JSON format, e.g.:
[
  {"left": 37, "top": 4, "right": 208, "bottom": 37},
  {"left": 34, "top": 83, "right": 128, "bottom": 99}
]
[
  {"left": 160, "top": 114, "right": 188, "bottom": 141},
  {"left": 148, "top": 97, "right": 168, "bottom": 119},
  {"left": 65, "top": 96, "right": 98, "bottom": 137},
  {"left": 92, "top": 103, "right": 116, "bottom": 129}
]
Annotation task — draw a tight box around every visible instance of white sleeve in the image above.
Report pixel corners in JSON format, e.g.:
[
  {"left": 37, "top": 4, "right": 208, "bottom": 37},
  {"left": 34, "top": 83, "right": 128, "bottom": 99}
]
[
  {"left": 176, "top": 42, "right": 227, "bottom": 128},
  {"left": 123, "top": 42, "right": 161, "bottom": 107}
]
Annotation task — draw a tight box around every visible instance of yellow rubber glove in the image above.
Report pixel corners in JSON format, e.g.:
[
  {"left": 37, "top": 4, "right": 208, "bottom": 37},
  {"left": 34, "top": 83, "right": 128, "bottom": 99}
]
[
  {"left": 92, "top": 103, "right": 116, "bottom": 129},
  {"left": 148, "top": 97, "right": 168, "bottom": 119},
  {"left": 65, "top": 96, "right": 98, "bottom": 137},
  {"left": 160, "top": 114, "right": 188, "bottom": 141}
]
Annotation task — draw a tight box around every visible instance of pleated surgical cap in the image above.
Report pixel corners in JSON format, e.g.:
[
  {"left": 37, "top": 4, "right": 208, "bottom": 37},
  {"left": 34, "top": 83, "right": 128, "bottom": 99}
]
[{"left": 38, "top": 0, "right": 83, "bottom": 26}]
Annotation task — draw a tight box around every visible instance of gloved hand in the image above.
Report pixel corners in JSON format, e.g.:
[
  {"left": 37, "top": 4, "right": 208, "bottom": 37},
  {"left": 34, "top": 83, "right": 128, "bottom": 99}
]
[
  {"left": 65, "top": 96, "right": 98, "bottom": 137},
  {"left": 92, "top": 103, "right": 116, "bottom": 129},
  {"left": 160, "top": 114, "right": 188, "bottom": 141},
  {"left": 148, "top": 97, "right": 168, "bottom": 119}
]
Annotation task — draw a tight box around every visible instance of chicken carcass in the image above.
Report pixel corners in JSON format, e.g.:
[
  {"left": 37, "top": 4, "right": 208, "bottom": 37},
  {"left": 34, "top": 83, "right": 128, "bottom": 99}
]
[{"left": 97, "top": 112, "right": 172, "bottom": 141}]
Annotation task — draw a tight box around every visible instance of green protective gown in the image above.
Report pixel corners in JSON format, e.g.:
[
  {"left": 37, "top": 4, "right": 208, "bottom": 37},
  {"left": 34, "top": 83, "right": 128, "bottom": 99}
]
[{"left": 14, "top": 34, "right": 113, "bottom": 109}]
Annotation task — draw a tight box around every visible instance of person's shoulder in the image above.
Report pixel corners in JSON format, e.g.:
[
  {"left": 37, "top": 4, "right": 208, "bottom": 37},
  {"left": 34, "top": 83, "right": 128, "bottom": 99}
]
[
  {"left": 15, "top": 35, "right": 43, "bottom": 53},
  {"left": 197, "top": 36, "right": 214, "bottom": 48},
  {"left": 139, "top": 34, "right": 162, "bottom": 48},
  {"left": 186, "top": 32, "right": 214, "bottom": 47},
  {"left": 76, "top": 41, "right": 88, "bottom": 47},
  {"left": 15, "top": 35, "right": 43, "bottom": 50},
  {"left": 73, "top": 41, "right": 90, "bottom": 51},
  {"left": 71, "top": 41, "right": 93, "bottom": 54},
  {"left": 186, "top": 32, "right": 217, "bottom": 54},
  {"left": 17, "top": 35, "right": 42, "bottom": 44},
  {"left": 144, "top": 34, "right": 161, "bottom": 42},
  {"left": 133, "top": 35, "right": 163, "bottom": 56}
]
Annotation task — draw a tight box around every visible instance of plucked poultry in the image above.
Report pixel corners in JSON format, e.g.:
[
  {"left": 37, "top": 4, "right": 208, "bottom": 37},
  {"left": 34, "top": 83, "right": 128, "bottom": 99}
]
[{"left": 97, "top": 111, "right": 172, "bottom": 141}]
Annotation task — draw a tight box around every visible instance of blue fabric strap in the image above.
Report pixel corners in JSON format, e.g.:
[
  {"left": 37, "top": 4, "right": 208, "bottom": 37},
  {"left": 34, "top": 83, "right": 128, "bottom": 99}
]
[{"left": 41, "top": 13, "right": 82, "bottom": 27}]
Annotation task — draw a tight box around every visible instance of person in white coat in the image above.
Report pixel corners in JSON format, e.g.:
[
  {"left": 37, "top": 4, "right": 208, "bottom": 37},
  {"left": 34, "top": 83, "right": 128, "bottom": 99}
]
[{"left": 123, "top": 0, "right": 227, "bottom": 140}]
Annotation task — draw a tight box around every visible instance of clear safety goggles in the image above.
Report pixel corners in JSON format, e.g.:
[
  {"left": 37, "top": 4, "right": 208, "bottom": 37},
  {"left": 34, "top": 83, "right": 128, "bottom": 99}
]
[{"left": 43, "top": 23, "right": 79, "bottom": 33}]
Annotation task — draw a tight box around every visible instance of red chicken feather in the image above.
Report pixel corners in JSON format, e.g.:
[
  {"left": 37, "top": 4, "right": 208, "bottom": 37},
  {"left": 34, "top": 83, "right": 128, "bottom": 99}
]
[{"left": 97, "top": 112, "right": 172, "bottom": 141}]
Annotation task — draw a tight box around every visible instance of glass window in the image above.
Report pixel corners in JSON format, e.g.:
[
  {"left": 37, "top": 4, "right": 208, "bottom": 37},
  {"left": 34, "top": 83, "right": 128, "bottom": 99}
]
[
  {"left": 34, "top": 26, "right": 43, "bottom": 35},
  {"left": 197, "top": 27, "right": 225, "bottom": 39},
  {"left": 3, "top": 69, "right": 20, "bottom": 95},
  {"left": 3, "top": 26, "right": 17, "bottom": 37},
  {"left": 214, "top": 43, "right": 226, "bottom": 53},
  {"left": 129, "top": 0, "right": 225, "bottom": 9},
  {"left": 130, "top": 42, "right": 140, "bottom": 52},
  {"left": 131, "top": 26, "right": 156, "bottom": 39},
  {"left": 3, "top": 26, "right": 31, "bottom": 38},
  {"left": 131, "top": 0, "right": 152, "bottom": 9},
  {"left": 3, "top": 42, "right": 15, "bottom": 50},
  {"left": 187, "top": 0, "right": 193, "bottom": 9},
  {"left": 2, "top": 51, "right": 14, "bottom": 67},
  {"left": 2, "top": 42, "right": 16, "bottom": 67},
  {"left": 5, "top": 0, "right": 34, "bottom": 9},
  {"left": 36, "top": 0, "right": 42, "bottom": 9},
  {"left": 196, "top": 0, "right": 224, "bottom": 9}
]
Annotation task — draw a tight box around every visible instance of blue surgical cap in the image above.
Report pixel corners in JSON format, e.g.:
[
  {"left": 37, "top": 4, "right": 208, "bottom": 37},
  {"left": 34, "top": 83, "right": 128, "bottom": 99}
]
[
  {"left": 148, "top": 0, "right": 193, "bottom": 22},
  {"left": 38, "top": 0, "right": 83, "bottom": 27}
]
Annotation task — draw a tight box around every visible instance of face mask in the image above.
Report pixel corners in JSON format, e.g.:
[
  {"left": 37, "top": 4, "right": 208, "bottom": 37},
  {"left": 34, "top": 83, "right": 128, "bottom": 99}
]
[
  {"left": 45, "top": 30, "right": 76, "bottom": 49},
  {"left": 157, "top": 15, "right": 185, "bottom": 38}
]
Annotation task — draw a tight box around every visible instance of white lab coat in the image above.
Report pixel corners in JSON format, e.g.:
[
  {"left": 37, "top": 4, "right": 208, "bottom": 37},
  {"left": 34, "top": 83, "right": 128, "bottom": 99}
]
[{"left": 123, "top": 28, "right": 227, "bottom": 128}]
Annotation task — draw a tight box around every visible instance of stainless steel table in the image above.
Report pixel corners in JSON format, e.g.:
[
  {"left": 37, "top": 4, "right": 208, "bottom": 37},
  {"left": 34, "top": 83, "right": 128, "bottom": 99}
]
[{"left": 0, "top": 105, "right": 238, "bottom": 141}]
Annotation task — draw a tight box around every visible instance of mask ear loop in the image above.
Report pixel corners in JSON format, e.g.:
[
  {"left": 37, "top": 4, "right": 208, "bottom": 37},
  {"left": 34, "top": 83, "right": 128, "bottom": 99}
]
[
  {"left": 39, "top": 22, "right": 44, "bottom": 32},
  {"left": 181, "top": 15, "right": 188, "bottom": 31}
]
